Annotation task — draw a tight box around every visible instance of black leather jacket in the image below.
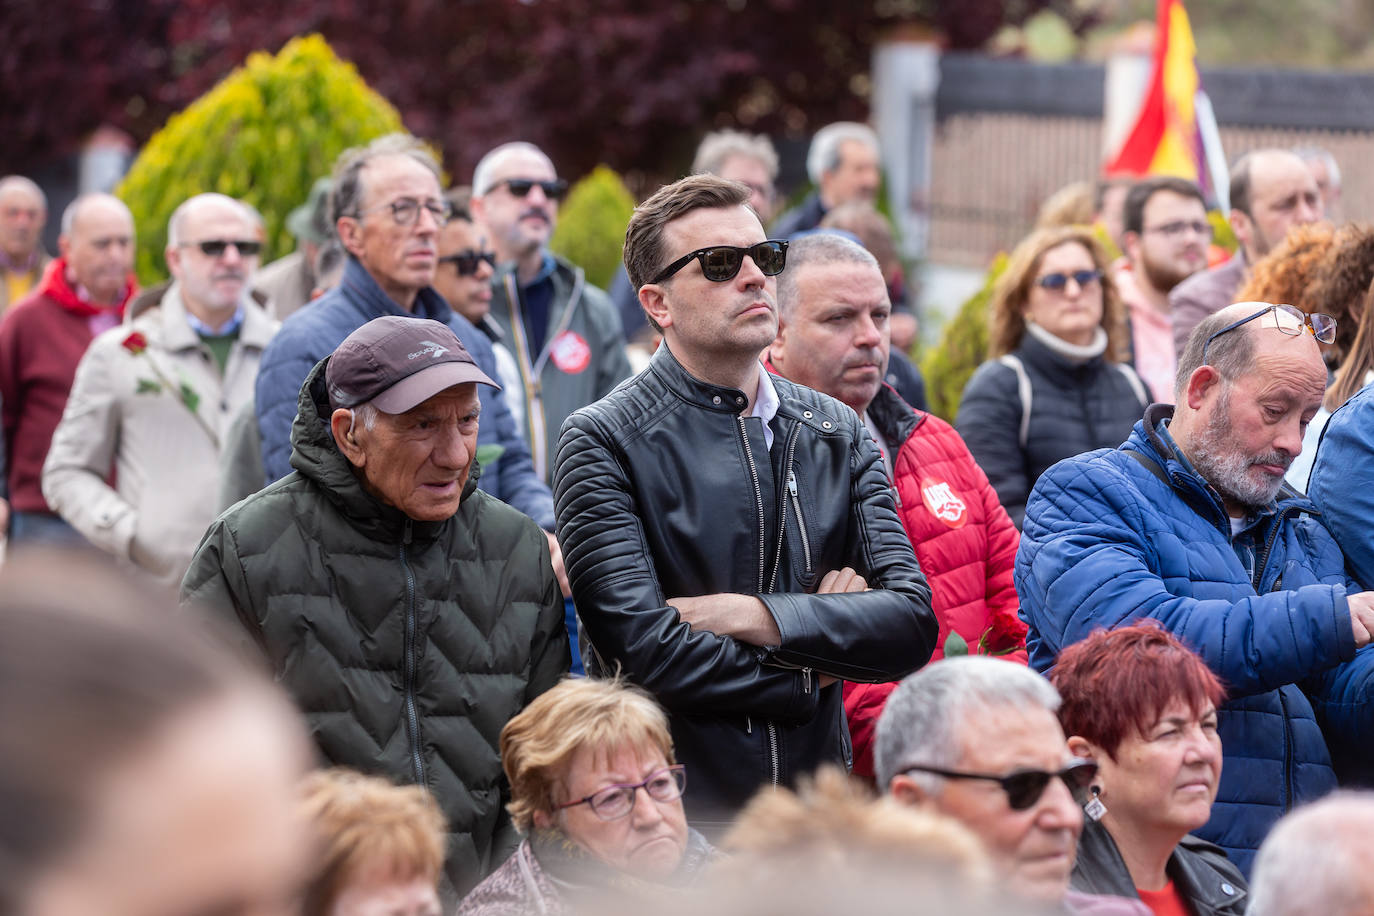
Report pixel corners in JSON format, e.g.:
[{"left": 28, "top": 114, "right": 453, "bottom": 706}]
[
  {"left": 1072, "top": 819, "right": 1247, "bottom": 916},
  {"left": 553, "top": 343, "right": 935, "bottom": 828}
]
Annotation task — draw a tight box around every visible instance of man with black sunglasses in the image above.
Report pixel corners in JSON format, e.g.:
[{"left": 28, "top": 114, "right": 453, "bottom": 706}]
[
  {"left": 1018, "top": 301, "right": 1374, "bottom": 873},
  {"left": 43, "top": 192, "right": 276, "bottom": 583},
  {"left": 553, "top": 174, "right": 935, "bottom": 833},
  {"left": 874, "top": 658, "right": 1143, "bottom": 913},
  {"left": 471, "top": 142, "right": 631, "bottom": 484}
]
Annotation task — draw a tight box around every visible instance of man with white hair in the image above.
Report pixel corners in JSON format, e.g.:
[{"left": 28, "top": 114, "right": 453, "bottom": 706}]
[
  {"left": 43, "top": 193, "right": 276, "bottom": 583},
  {"left": 771, "top": 122, "right": 881, "bottom": 238},
  {"left": 0, "top": 175, "right": 50, "bottom": 313},
  {"left": 874, "top": 657, "right": 1144, "bottom": 914},
  {"left": 1247, "top": 791, "right": 1374, "bottom": 916},
  {"left": 470, "top": 141, "right": 630, "bottom": 483}
]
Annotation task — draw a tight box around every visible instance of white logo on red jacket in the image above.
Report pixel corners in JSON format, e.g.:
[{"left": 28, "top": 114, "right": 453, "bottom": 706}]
[
  {"left": 549, "top": 330, "right": 591, "bottom": 374},
  {"left": 920, "top": 476, "right": 967, "bottom": 528}
]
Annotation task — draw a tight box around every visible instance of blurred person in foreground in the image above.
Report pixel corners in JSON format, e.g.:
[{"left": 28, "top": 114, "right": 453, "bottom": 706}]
[
  {"left": 772, "top": 121, "right": 881, "bottom": 237},
  {"left": 457, "top": 677, "right": 715, "bottom": 915},
  {"left": 0, "top": 192, "right": 136, "bottom": 546},
  {"left": 553, "top": 174, "right": 935, "bottom": 831},
  {"left": 42, "top": 193, "right": 276, "bottom": 585},
  {"left": 767, "top": 233, "right": 1023, "bottom": 781},
  {"left": 1018, "top": 302, "right": 1374, "bottom": 870},
  {"left": 253, "top": 176, "right": 333, "bottom": 321},
  {"left": 184, "top": 315, "right": 569, "bottom": 895},
  {"left": 874, "top": 656, "right": 1147, "bottom": 914},
  {"left": 1052, "top": 624, "right": 1246, "bottom": 916},
  {"left": 1170, "top": 150, "right": 1323, "bottom": 355},
  {"left": 300, "top": 769, "right": 446, "bottom": 916},
  {"left": 0, "top": 175, "right": 50, "bottom": 313},
  {"left": 1246, "top": 791, "right": 1374, "bottom": 916},
  {"left": 471, "top": 141, "right": 631, "bottom": 484},
  {"left": 956, "top": 225, "right": 1149, "bottom": 527},
  {"left": 1113, "top": 176, "right": 1210, "bottom": 401},
  {"left": 1, "top": 551, "right": 312, "bottom": 916},
  {"left": 252, "top": 133, "right": 557, "bottom": 536}
]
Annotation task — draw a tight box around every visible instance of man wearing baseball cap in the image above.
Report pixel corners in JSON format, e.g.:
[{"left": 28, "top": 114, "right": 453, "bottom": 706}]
[{"left": 182, "top": 314, "right": 570, "bottom": 898}]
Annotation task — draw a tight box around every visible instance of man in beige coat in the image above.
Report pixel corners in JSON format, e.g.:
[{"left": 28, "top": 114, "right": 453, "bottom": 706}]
[{"left": 43, "top": 193, "right": 278, "bottom": 584}]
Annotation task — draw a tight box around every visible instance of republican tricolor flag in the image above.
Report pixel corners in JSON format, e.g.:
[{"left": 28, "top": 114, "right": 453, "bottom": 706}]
[{"left": 1106, "top": 0, "right": 1230, "bottom": 211}]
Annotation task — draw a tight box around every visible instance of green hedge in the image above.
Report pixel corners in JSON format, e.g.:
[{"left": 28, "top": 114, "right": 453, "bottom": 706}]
[
  {"left": 549, "top": 165, "right": 636, "bottom": 291},
  {"left": 920, "top": 254, "right": 1008, "bottom": 423},
  {"left": 117, "top": 34, "right": 406, "bottom": 284}
]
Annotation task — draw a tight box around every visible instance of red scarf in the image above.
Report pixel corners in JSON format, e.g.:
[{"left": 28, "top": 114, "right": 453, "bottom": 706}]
[{"left": 36, "top": 257, "right": 136, "bottom": 319}]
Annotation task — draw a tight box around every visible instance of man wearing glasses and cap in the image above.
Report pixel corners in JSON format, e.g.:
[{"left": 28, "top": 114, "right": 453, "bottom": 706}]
[
  {"left": 184, "top": 315, "right": 570, "bottom": 898},
  {"left": 471, "top": 142, "right": 631, "bottom": 484},
  {"left": 1017, "top": 300, "right": 1374, "bottom": 873},
  {"left": 552, "top": 174, "right": 936, "bottom": 834},
  {"left": 252, "top": 175, "right": 332, "bottom": 321}
]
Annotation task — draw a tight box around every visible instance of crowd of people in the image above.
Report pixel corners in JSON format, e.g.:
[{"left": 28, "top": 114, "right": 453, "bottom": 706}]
[{"left": 1, "top": 117, "right": 1372, "bottom": 916}]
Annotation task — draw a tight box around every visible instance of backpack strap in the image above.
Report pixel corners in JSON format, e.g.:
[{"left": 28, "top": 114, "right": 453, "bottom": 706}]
[
  {"left": 1127, "top": 448, "right": 1171, "bottom": 487},
  {"left": 1114, "top": 362, "right": 1152, "bottom": 408},
  {"left": 997, "top": 354, "right": 1033, "bottom": 449}
]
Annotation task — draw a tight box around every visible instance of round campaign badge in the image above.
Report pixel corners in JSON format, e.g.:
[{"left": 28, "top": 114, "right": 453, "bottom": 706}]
[
  {"left": 549, "top": 330, "right": 591, "bottom": 374},
  {"left": 920, "top": 476, "right": 968, "bottom": 529}
]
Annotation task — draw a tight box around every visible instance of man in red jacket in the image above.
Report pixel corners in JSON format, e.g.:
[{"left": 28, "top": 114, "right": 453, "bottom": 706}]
[
  {"left": 0, "top": 192, "right": 136, "bottom": 544},
  {"left": 767, "top": 232, "right": 1024, "bottom": 781}
]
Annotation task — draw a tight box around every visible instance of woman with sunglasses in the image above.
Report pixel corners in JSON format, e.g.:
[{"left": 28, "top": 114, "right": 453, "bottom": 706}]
[
  {"left": 457, "top": 677, "right": 715, "bottom": 915},
  {"left": 957, "top": 225, "right": 1150, "bottom": 527},
  {"left": 1051, "top": 624, "right": 1247, "bottom": 916}
]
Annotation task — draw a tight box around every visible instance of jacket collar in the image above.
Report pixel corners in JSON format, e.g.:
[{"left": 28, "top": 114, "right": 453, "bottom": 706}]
[
  {"left": 154, "top": 282, "right": 277, "bottom": 353},
  {"left": 1074, "top": 819, "right": 1246, "bottom": 914},
  {"left": 649, "top": 341, "right": 757, "bottom": 414},
  {"left": 1017, "top": 324, "right": 1107, "bottom": 381},
  {"left": 287, "top": 356, "right": 473, "bottom": 542},
  {"left": 863, "top": 382, "right": 925, "bottom": 448},
  {"left": 337, "top": 255, "right": 456, "bottom": 326}
]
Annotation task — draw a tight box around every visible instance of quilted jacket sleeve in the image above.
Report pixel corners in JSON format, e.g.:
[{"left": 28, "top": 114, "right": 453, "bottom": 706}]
[
  {"left": 553, "top": 411, "right": 819, "bottom": 722},
  {"left": 956, "top": 360, "right": 1031, "bottom": 527},
  {"left": 1017, "top": 453, "right": 1355, "bottom": 698},
  {"left": 757, "top": 425, "right": 937, "bottom": 683},
  {"left": 1305, "top": 644, "right": 1374, "bottom": 782},
  {"left": 1308, "top": 388, "right": 1374, "bottom": 590},
  {"left": 180, "top": 516, "right": 270, "bottom": 662}
]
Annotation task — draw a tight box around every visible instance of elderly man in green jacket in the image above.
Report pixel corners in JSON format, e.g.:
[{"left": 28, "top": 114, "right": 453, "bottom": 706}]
[{"left": 182, "top": 315, "right": 569, "bottom": 898}]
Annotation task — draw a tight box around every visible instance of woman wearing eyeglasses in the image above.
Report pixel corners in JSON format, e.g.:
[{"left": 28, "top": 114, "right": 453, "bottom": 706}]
[
  {"left": 457, "top": 677, "right": 715, "bottom": 915},
  {"left": 956, "top": 226, "right": 1150, "bottom": 527},
  {"left": 1051, "top": 623, "right": 1247, "bottom": 916}
]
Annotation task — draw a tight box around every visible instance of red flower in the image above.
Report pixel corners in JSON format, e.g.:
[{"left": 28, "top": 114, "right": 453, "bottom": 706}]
[{"left": 121, "top": 331, "right": 148, "bottom": 355}]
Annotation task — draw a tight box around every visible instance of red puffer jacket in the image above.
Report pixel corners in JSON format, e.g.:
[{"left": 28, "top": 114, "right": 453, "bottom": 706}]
[{"left": 845, "top": 385, "right": 1027, "bottom": 783}]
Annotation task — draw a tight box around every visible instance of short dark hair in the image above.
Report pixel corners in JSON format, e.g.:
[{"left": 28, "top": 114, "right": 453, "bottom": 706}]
[
  {"left": 1230, "top": 153, "right": 1255, "bottom": 219},
  {"left": 443, "top": 185, "right": 473, "bottom": 223},
  {"left": 1176, "top": 304, "right": 1258, "bottom": 396},
  {"left": 1122, "top": 176, "right": 1206, "bottom": 236}
]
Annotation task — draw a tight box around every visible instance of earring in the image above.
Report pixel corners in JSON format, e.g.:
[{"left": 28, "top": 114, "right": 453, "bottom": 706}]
[{"left": 1084, "top": 785, "right": 1107, "bottom": 822}]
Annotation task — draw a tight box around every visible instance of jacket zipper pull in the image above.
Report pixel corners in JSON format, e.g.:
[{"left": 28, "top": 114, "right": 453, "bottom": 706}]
[
  {"left": 403, "top": 519, "right": 413, "bottom": 546},
  {"left": 787, "top": 470, "right": 798, "bottom": 498},
  {"left": 802, "top": 667, "right": 812, "bottom": 694},
  {"left": 746, "top": 715, "right": 753, "bottom": 735}
]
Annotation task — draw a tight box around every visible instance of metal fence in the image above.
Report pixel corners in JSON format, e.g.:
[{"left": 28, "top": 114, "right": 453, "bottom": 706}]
[{"left": 926, "top": 54, "right": 1374, "bottom": 268}]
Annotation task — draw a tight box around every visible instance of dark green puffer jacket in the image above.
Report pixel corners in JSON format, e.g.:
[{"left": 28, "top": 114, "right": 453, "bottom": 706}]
[{"left": 182, "top": 357, "right": 570, "bottom": 895}]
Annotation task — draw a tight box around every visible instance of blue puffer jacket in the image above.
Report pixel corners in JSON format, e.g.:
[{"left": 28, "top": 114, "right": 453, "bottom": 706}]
[
  {"left": 1017, "top": 405, "right": 1372, "bottom": 875},
  {"left": 254, "top": 257, "right": 554, "bottom": 529}
]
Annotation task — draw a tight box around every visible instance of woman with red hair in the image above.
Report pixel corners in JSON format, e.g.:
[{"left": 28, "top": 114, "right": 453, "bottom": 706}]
[{"left": 1051, "top": 624, "right": 1246, "bottom": 916}]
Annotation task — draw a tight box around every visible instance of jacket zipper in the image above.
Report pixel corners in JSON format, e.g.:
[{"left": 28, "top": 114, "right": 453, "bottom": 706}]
[
  {"left": 399, "top": 520, "right": 427, "bottom": 787},
  {"left": 736, "top": 413, "right": 780, "bottom": 785},
  {"left": 1251, "top": 506, "right": 1298, "bottom": 591},
  {"left": 1277, "top": 688, "right": 1294, "bottom": 811},
  {"left": 787, "top": 470, "right": 812, "bottom": 575}
]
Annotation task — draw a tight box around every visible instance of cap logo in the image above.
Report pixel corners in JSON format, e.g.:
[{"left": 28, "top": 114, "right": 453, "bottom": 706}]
[{"left": 409, "top": 340, "right": 450, "bottom": 361}]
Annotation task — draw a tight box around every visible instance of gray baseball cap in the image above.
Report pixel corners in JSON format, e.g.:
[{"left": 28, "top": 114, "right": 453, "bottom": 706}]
[{"left": 326, "top": 316, "right": 499, "bottom": 414}]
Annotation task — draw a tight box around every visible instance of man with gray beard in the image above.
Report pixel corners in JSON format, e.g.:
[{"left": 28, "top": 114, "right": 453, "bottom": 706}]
[{"left": 1015, "top": 301, "right": 1374, "bottom": 871}]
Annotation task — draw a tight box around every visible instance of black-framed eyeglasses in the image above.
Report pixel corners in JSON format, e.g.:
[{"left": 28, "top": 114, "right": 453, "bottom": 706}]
[
  {"left": 1143, "top": 220, "right": 1213, "bottom": 239},
  {"left": 1201, "top": 302, "right": 1338, "bottom": 365},
  {"left": 554, "top": 764, "right": 687, "bottom": 821},
  {"left": 439, "top": 250, "right": 498, "bottom": 276},
  {"left": 902, "top": 759, "right": 1097, "bottom": 811},
  {"left": 182, "top": 239, "right": 262, "bottom": 257},
  {"left": 1035, "top": 269, "right": 1101, "bottom": 292},
  {"left": 650, "top": 240, "right": 788, "bottom": 285},
  {"left": 353, "top": 196, "right": 453, "bottom": 227},
  {"left": 496, "top": 178, "right": 569, "bottom": 201}
]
